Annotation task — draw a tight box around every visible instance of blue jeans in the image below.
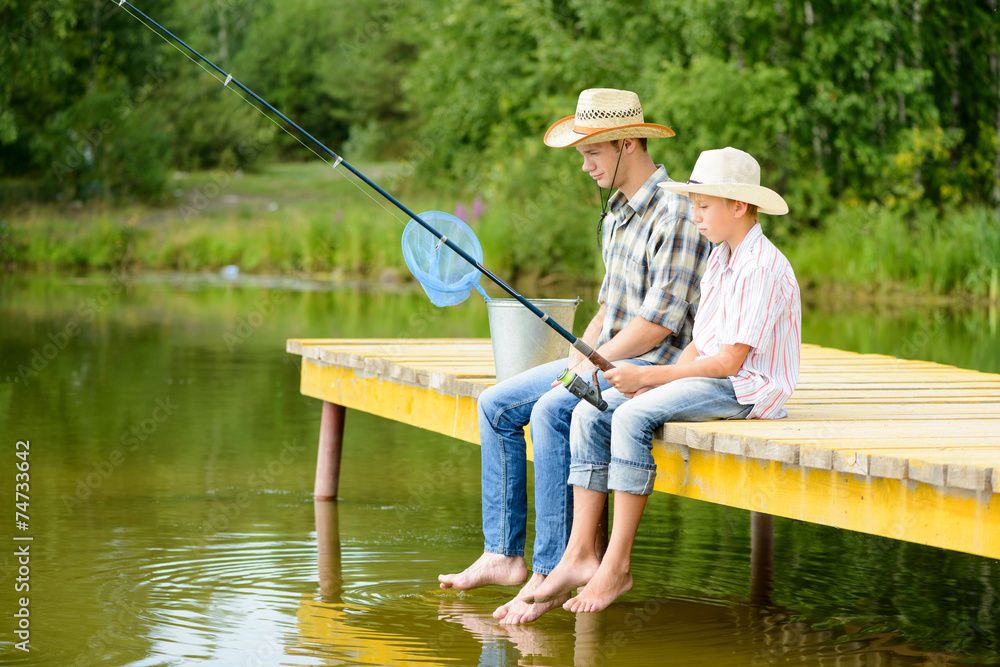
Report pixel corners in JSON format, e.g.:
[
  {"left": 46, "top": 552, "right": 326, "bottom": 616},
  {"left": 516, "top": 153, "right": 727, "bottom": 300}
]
[
  {"left": 568, "top": 377, "right": 752, "bottom": 496},
  {"left": 478, "top": 357, "right": 650, "bottom": 574}
]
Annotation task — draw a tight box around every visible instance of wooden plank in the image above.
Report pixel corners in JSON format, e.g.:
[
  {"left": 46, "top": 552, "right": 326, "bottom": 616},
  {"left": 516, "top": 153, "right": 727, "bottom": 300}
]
[
  {"left": 783, "top": 405, "right": 1000, "bottom": 420},
  {"left": 786, "top": 392, "right": 1000, "bottom": 403},
  {"left": 794, "top": 381, "right": 1000, "bottom": 390},
  {"left": 648, "top": 443, "right": 1000, "bottom": 560},
  {"left": 661, "top": 420, "right": 1000, "bottom": 454},
  {"left": 799, "top": 369, "right": 997, "bottom": 378},
  {"left": 289, "top": 338, "right": 1000, "bottom": 559},
  {"left": 300, "top": 360, "right": 481, "bottom": 444}
]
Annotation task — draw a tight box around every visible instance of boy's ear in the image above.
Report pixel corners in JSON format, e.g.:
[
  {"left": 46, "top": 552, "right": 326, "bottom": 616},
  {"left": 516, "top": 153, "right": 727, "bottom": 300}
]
[{"left": 733, "top": 200, "right": 750, "bottom": 218}]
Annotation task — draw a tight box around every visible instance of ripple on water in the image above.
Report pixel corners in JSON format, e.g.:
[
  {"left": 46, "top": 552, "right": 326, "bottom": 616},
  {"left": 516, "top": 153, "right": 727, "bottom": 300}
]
[
  {"left": 23, "top": 519, "right": 962, "bottom": 667},
  {"left": 103, "top": 534, "right": 458, "bottom": 665}
]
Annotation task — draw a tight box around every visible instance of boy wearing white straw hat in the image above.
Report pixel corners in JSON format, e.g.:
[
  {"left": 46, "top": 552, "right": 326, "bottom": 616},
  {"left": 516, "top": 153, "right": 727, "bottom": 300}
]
[
  {"left": 439, "top": 89, "right": 713, "bottom": 624},
  {"left": 524, "top": 147, "right": 801, "bottom": 616}
]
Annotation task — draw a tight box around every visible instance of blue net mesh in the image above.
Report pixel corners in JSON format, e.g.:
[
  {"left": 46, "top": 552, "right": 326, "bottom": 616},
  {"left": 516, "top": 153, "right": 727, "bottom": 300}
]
[{"left": 401, "top": 211, "right": 490, "bottom": 307}]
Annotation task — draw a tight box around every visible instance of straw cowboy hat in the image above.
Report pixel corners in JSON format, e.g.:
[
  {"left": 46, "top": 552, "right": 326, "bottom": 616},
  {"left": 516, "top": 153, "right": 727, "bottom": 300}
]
[
  {"left": 544, "top": 88, "right": 675, "bottom": 148},
  {"left": 657, "top": 147, "right": 789, "bottom": 215}
]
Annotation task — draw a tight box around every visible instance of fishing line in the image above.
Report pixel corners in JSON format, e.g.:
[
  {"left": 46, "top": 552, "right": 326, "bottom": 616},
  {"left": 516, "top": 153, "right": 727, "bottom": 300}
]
[
  {"left": 110, "top": 0, "right": 615, "bottom": 408},
  {"left": 596, "top": 140, "right": 626, "bottom": 246},
  {"left": 116, "top": 2, "right": 407, "bottom": 226}
]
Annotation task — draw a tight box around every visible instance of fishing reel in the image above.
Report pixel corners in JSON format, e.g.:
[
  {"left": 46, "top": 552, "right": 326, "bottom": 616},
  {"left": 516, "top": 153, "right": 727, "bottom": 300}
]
[{"left": 557, "top": 368, "right": 608, "bottom": 411}]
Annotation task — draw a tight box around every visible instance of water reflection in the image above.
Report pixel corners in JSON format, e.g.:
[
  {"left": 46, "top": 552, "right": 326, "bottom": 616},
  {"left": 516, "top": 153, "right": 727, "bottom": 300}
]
[
  {"left": 434, "top": 599, "right": 942, "bottom": 667},
  {"left": 0, "top": 273, "right": 998, "bottom": 666},
  {"left": 305, "top": 497, "right": 956, "bottom": 667}
]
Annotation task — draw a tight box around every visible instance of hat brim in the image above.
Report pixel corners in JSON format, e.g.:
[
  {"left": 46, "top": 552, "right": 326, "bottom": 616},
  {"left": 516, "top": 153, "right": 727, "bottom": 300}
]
[
  {"left": 657, "top": 181, "right": 789, "bottom": 216},
  {"left": 544, "top": 115, "right": 676, "bottom": 148}
]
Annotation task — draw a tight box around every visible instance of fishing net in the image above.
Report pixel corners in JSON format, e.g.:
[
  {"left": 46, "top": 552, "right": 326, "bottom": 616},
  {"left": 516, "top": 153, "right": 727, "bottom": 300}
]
[{"left": 401, "top": 211, "right": 490, "bottom": 307}]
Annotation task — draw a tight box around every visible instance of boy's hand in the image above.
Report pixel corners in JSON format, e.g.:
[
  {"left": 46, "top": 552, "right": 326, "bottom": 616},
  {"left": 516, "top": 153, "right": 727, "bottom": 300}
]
[
  {"left": 604, "top": 364, "right": 648, "bottom": 395},
  {"left": 623, "top": 386, "right": 654, "bottom": 399}
]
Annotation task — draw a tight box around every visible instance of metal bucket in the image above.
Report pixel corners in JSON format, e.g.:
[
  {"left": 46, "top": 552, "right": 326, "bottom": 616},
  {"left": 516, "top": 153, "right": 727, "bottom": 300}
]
[{"left": 486, "top": 298, "right": 581, "bottom": 383}]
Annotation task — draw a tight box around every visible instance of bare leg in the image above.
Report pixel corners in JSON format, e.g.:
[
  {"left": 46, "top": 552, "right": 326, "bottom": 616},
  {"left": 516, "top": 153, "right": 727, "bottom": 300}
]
[
  {"left": 492, "top": 572, "right": 569, "bottom": 625},
  {"left": 438, "top": 552, "right": 529, "bottom": 590},
  {"left": 564, "top": 490, "right": 647, "bottom": 613},
  {"left": 522, "top": 486, "right": 607, "bottom": 604}
]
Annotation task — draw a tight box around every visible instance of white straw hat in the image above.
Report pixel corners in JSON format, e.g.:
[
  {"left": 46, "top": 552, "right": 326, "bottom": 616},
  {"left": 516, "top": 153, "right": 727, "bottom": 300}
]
[
  {"left": 544, "top": 88, "right": 675, "bottom": 148},
  {"left": 657, "top": 147, "right": 789, "bottom": 215}
]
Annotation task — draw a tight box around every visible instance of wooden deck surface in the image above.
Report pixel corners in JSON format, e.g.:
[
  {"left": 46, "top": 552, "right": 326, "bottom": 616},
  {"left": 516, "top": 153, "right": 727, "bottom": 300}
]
[{"left": 288, "top": 338, "right": 1000, "bottom": 560}]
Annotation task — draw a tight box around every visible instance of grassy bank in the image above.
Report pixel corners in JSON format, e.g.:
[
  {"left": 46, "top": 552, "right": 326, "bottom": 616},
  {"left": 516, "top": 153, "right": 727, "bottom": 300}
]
[
  {"left": 786, "top": 204, "right": 1000, "bottom": 303},
  {"left": 1, "top": 162, "right": 431, "bottom": 278},
  {"left": 2, "top": 162, "right": 997, "bottom": 303}
]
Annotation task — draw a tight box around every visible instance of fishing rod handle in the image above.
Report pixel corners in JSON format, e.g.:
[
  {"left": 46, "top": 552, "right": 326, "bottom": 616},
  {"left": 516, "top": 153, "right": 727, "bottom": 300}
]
[{"left": 571, "top": 340, "right": 615, "bottom": 372}]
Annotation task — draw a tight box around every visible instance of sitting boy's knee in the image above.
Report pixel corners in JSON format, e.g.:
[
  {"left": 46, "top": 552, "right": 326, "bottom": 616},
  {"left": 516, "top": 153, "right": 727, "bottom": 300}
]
[
  {"left": 531, "top": 387, "right": 574, "bottom": 422},
  {"left": 571, "top": 399, "right": 602, "bottom": 428},
  {"left": 610, "top": 402, "right": 646, "bottom": 432}
]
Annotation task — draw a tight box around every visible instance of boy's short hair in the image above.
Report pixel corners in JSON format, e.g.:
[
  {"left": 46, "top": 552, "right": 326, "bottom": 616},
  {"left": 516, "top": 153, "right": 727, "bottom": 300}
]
[
  {"left": 609, "top": 137, "right": 648, "bottom": 152},
  {"left": 725, "top": 199, "right": 759, "bottom": 223}
]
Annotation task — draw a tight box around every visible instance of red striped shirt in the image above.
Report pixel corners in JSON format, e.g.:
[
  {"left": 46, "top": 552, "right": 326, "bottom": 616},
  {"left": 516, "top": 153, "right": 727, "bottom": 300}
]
[{"left": 692, "top": 223, "right": 801, "bottom": 419}]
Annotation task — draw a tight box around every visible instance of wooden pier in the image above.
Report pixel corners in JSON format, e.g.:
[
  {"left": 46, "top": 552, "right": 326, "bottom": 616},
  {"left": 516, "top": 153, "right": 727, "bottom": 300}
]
[{"left": 287, "top": 338, "right": 1000, "bottom": 561}]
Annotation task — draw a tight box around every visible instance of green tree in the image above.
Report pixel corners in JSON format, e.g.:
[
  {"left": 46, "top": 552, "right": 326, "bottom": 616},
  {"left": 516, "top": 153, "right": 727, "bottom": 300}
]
[{"left": 1, "top": 0, "right": 174, "bottom": 200}]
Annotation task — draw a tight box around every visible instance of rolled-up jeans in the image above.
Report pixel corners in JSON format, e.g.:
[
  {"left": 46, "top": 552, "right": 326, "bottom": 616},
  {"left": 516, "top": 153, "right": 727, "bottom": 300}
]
[
  {"left": 478, "top": 357, "right": 651, "bottom": 574},
  {"left": 569, "top": 377, "right": 752, "bottom": 496}
]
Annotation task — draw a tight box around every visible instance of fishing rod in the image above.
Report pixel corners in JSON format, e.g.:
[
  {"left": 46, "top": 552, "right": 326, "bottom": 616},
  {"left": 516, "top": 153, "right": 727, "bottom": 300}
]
[{"left": 111, "top": 0, "right": 612, "bottom": 409}]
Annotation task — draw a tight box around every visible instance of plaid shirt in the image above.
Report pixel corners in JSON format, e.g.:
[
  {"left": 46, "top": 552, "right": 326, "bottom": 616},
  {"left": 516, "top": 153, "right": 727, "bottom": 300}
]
[{"left": 596, "top": 165, "right": 712, "bottom": 365}]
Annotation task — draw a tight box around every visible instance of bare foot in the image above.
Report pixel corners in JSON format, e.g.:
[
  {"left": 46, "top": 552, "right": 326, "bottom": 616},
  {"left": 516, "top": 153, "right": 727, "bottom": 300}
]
[
  {"left": 563, "top": 562, "right": 632, "bottom": 613},
  {"left": 520, "top": 553, "right": 600, "bottom": 604},
  {"left": 438, "top": 552, "right": 528, "bottom": 590},
  {"left": 493, "top": 573, "right": 545, "bottom": 620},
  {"left": 493, "top": 573, "right": 569, "bottom": 625}
]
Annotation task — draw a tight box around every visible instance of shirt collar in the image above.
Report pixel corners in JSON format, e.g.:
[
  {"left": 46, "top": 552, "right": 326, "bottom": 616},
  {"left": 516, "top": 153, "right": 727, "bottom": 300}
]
[
  {"left": 707, "top": 222, "right": 764, "bottom": 272},
  {"left": 728, "top": 222, "right": 764, "bottom": 269},
  {"left": 607, "top": 164, "right": 669, "bottom": 222}
]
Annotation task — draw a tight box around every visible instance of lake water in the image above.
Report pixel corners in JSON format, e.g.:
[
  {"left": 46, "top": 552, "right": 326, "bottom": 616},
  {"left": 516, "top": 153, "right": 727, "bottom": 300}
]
[{"left": 1, "top": 272, "right": 998, "bottom": 666}]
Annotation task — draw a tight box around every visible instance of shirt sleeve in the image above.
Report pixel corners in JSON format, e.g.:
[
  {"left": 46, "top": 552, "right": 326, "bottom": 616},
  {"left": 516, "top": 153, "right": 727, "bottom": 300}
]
[
  {"left": 636, "top": 199, "right": 704, "bottom": 333},
  {"left": 721, "top": 267, "right": 785, "bottom": 349}
]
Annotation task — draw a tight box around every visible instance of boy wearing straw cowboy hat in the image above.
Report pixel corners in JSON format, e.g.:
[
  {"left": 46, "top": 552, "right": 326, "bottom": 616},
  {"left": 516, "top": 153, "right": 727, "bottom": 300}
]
[
  {"left": 439, "top": 89, "right": 713, "bottom": 624},
  {"left": 524, "top": 147, "right": 802, "bottom": 616}
]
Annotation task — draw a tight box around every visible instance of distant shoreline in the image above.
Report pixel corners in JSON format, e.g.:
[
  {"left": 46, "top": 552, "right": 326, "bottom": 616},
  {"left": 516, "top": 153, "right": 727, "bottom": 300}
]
[{"left": 3, "top": 163, "right": 997, "bottom": 306}]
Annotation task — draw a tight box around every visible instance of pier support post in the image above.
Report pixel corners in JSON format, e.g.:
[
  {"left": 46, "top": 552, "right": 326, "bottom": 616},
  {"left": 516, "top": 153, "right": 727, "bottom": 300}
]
[
  {"left": 315, "top": 401, "right": 346, "bottom": 501},
  {"left": 750, "top": 511, "right": 774, "bottom": 605},
  {"left": 315, "top": 499, "right": 342, "bottom": 598}
]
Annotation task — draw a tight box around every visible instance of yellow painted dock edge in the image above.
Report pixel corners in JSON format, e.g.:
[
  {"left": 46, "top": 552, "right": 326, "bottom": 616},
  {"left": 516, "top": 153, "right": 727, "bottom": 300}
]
[{"left": 298, "top": 357, "right": 999, "bottom": 561}]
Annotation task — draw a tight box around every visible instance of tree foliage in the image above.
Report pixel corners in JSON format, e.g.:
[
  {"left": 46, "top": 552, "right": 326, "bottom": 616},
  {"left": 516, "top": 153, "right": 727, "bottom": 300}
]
[{"left": 1, "top": 0, "right": 997, "bottom": 217}]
